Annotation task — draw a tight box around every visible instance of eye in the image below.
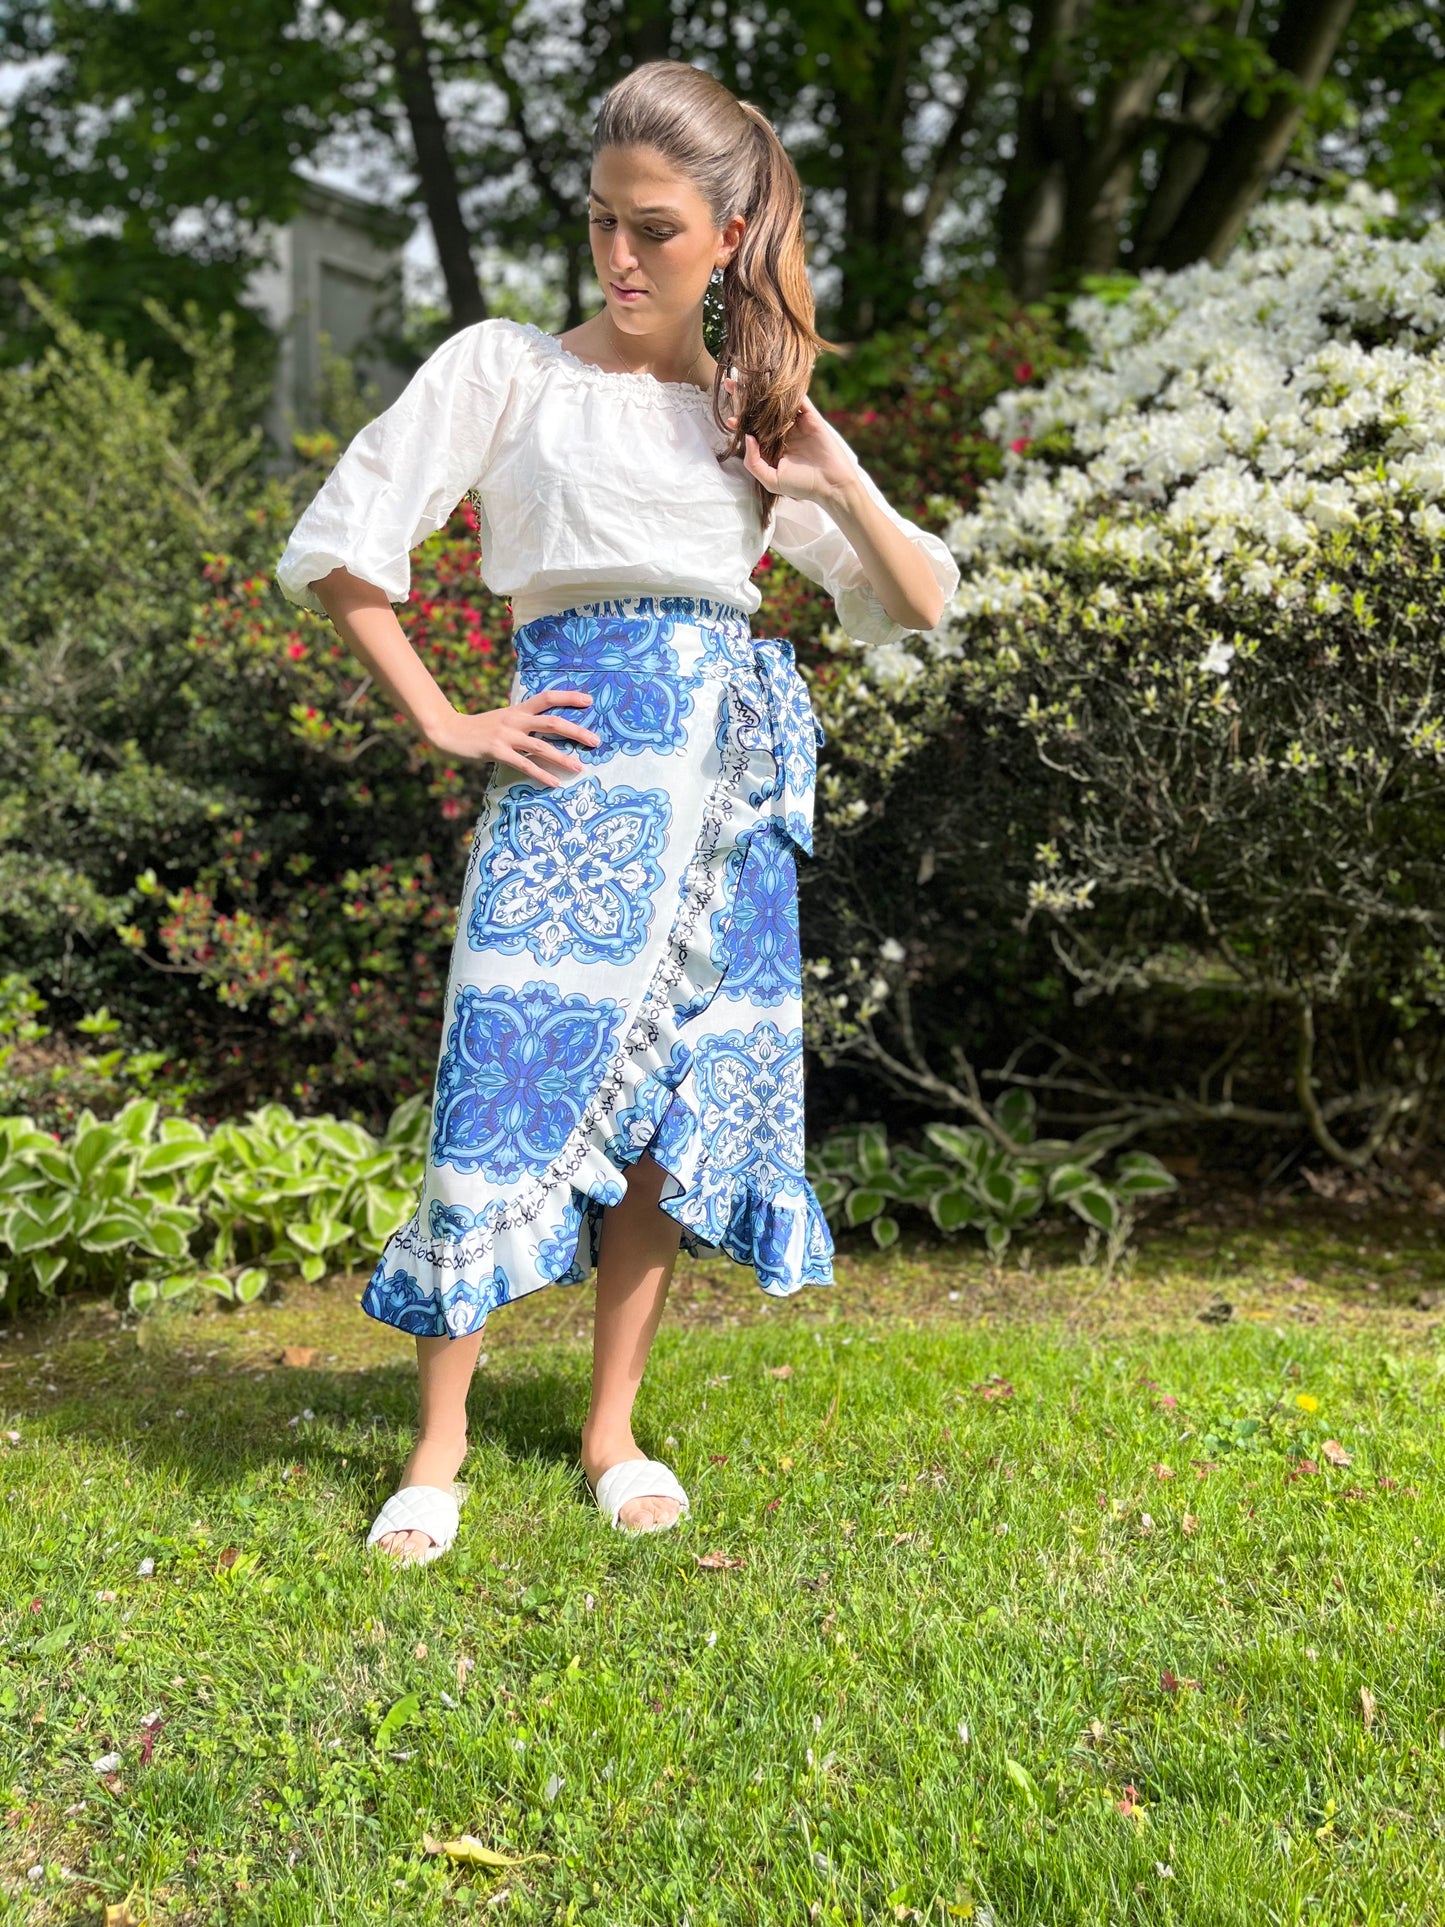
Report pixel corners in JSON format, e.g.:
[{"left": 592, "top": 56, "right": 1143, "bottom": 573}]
[{"left": 588, "top": 214, "right": 676, "bottom": 243}]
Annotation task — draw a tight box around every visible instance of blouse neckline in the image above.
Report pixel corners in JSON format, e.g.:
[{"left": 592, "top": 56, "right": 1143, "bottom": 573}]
[{"left": 511, "top": 319, "right": 719, "bottom": 412}]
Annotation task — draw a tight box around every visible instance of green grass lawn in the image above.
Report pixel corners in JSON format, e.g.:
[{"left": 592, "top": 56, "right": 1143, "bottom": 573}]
[{"left": 3, "top": 1195, "right": 1444, "bottom": 1925}]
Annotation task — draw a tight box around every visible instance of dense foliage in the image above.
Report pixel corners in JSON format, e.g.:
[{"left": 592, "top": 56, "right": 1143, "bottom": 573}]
[
  {"left": 816, "top": 191, "right": 1445, "bottom": 1169},
  {"left": 808, "top": 1090, "right": 1177, "bottom": 1270},
  {"left": 0, "top": 1093, "right": 427, "bottom": 1316},
  {"left": 13, "top": 201, "right": 1442, "bottom": 1178},
  {"left": 5, "top": 0, "right": 1441, "bottom": 364}
]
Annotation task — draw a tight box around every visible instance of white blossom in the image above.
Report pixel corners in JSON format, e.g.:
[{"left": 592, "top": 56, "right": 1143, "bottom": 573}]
[
  {"left": 863, "top": 639, "right": 925, "bottom": 691},
  {"left": 942, "top": 193, "right": 1445, "bottom": 635},
  {"left": 1200, "top": 640, "right": 1235, "bottom": 678}
]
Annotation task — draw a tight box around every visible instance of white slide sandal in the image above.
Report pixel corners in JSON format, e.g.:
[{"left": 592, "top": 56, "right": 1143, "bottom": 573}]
[
  {"left": 590, "top": 1458, "right": 691, "bottom": 1534},
  {"left": 366, "top": 1480, "right": 470, "bottom": 1565}
]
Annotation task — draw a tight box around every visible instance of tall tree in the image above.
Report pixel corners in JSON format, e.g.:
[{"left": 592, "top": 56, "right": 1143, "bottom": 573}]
[
  {"left": 2, "top": 0, "right": 1439, "bottom": 364},
  {"left": 382, "top": 0, "right": 488, "bottom": 324}
]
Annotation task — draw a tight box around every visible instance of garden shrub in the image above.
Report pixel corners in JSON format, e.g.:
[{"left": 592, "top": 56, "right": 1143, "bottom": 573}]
[
  {"left": 0, "top": 299, "right": 524, "bottom": 1110},
  {"left": 810, "top": 282, "right": 1072, "bottom": 526},
  {"left": 0, "top": 1094, "right": 427, "bottom": 1317},
  {"left": 822, "top": 189, "right": 1445, "bottom": 1167},
  {"left": 806, "top": 1089, "right": 1177, "bottom": 1270}
]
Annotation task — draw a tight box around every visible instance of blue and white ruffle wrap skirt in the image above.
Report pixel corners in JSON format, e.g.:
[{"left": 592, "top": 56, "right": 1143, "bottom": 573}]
[{"left": 362, "top": 593, "right": 838, "bottom": 1338}]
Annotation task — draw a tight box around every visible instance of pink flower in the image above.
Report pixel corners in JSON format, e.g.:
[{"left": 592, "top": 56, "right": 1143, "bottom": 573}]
[
  {"left": 1009, "top": 437, "right": 1032, "bottom": 456},
  {"left": 287, "top": 642, "right": 306, "bottom": 661}
]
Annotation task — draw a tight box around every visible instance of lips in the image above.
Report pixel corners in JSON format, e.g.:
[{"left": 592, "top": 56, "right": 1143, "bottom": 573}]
[{"left": 611, "top": 283, "right": 647, "bottom": 298}]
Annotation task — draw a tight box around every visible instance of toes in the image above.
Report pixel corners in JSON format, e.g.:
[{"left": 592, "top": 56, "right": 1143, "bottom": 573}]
[
  {"left": 374, "top": 1527, "right": 435, "bottom": 1562},
  {"left": 618, "top": 1495, "right": 681, "bottom": 1533}
]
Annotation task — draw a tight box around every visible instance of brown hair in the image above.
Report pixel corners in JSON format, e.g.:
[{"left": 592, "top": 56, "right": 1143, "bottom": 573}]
[{"left": 591, "top": 60, "right": 840, "bottom": 517}]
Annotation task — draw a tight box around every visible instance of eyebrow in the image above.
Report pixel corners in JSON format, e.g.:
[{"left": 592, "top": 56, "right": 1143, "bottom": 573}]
[{"left": 588, "top": 193, "right": 682, "bottom": 216}]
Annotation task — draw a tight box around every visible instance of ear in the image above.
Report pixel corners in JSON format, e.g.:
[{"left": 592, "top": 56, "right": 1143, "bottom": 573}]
[{"left": 716, "top": 209, "right": 746, "bottom": 270}]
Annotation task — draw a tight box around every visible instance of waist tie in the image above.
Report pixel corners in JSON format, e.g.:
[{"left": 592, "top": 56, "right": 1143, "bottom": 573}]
[{"left": 747, "top": 635, "right": 827, "bottom": 859}]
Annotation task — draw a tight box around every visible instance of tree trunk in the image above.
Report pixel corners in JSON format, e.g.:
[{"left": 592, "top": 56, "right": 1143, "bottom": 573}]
[
  {"left": 1152, "top": 0, "right": 1359, "bottom": 270},
  {"left": 1062, "top": 43, "right": 1180, "bottom": 276},
  {"left": 564, "top": 237, "right": 585, "bottom": 331},
  {"left": 830, "top": 6, "right": 924, "bottom": 336},
  {"left": 383, "top": 0, "right": 487, "bottom": 328},
  {"left": 999, "top": 0, "right": 1089, "bottom": 300},
  {"left": 1131, "top": 57, "right": 1234, "bottom": 267}
]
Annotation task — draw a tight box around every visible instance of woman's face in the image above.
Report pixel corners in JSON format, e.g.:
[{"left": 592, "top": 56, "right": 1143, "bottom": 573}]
[{"left": 588, "top": 143, "right": 743, "bottom": 337}]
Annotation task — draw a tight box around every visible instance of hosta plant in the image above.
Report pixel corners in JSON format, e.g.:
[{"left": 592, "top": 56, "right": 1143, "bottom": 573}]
[
  {"left": 806, "top": 1091, "right": 1177, "bottom": 1268},
  {"left": 0, "top": 1094, "right": 428, "bottom": 1316}
]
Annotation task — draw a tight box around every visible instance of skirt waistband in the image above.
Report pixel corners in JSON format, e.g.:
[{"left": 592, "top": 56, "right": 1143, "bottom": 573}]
[
  {"left": 513, "top": 593, "right": 754, "bottom": 661},
  {"left": 509, "top": 594, "right": 823, "bottom": 857}
]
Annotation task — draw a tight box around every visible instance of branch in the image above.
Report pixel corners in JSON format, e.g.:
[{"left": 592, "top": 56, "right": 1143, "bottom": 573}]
[
  {"left": 914, "top": 19, "right": 1002, "bottom": 240},
  {"left": 382, "top": 0, "right": 487, "bottom": 327},
  {"left": 1152, "top": 0, "right": 1361, "bottom": 269},
  {"left": 1292, "top": 998, "right": 1404, "bottom": 1171}
]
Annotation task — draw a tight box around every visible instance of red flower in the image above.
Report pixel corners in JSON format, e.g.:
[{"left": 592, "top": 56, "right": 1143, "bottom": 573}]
[
  {"left": 1014, "top": 361, "right": 1034, "bottom": 384},
  {"left": 287, "top": 642, "right": 307, "bottom": 660},
  {"left": 1009, "top": 437, "right": 1032, "bottom": 455}
]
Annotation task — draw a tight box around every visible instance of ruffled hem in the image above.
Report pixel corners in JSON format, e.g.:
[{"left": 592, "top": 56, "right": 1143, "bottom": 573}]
[{"left": 361, "top": 658, "right": 835, "bottom": 1340}]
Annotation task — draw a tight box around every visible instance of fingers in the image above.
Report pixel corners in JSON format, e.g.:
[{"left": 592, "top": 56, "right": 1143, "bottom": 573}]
[
  {"left": 503, "top": 751, "right": 561, "bottom": 789},
  {"left": 501, "top": 741, "right": 572, "bottom": 788},
  {"left": 744, "top": 431, "right": 780, "bottom": 490},
  {"left": 523, "top": 713, "right": 599, "bottom": 748},
  {"left": 518, "top": 688, "right": 593, "bottom": 710},
  {"left": 516, "top": 688, "right": 601, "bottom": 749},
  {"left": 516, "top": 735, "right": 587, "bottom": 778}
]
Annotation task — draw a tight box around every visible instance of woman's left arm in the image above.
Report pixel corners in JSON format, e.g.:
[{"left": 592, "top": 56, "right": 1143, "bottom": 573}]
[{"left": 728, "top": 380, "right": 948, "bottom": 633}]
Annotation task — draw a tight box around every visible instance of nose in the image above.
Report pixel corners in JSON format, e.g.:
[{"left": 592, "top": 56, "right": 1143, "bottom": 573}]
[{"left": 608, "top": 229, "right": 639, "bottom": 276}]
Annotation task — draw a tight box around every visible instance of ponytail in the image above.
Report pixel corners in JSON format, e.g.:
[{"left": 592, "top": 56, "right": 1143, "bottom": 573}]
[{"left": 592, "top": 61, "right": 841, "bottom": 517}]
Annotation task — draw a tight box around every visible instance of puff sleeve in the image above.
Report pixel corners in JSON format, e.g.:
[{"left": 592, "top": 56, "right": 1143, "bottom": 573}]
[
  {"left": 275, "top": 318, "right": 522, "bottom": 616},
  {"left": 765, "top": 417, "right": 961, "bottom": 649}
]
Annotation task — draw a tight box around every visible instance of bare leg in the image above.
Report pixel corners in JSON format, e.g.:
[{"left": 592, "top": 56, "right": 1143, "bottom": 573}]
[
  {"left": 372, "top": 1326, "right": 486, "bottom": 1562},
  {"left": 580, "top": 1149, "right": 685, "bottom": 1530}
]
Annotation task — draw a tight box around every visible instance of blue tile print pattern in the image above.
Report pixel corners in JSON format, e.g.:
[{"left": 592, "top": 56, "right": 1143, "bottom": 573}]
[
  {"left": 691, "top": 1020, "right": 808, "bottom": 1203},
  {"left": 748, "top": 641, "right": 824, "bottom": 848},
  {"left": 361, "top": 595, "right": 835, "bottom": 1340},
  {"left": 514, "top": 604, "right": 693, "bottom": 762},
  {"left": 536, "top": 1199, "right": 584, "bottom": 1280},
  {"left": 468, "top": 777, "right": 671, "bottom": 966},
  {"left": 367, "top": 1261, "right": 513, "bottom": 1337},
  {"left": 430, "top": 1200, "right": 479, "bottom": 1241},
  {"left": 603, "top": 1039, "right": 694, "bottom": 1167},
  {"left": 430, "top": 980, "right": 625, "bottom": 1179},
  {"left": 710, "top": 827, "right": 799, "bottom": 1006}
]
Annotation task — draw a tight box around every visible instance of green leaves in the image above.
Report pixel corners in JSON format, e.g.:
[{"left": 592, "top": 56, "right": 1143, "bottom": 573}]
[
  {"left": 2, "top": 1095, "right": 423, "bottom": 1315},
  {"left": 374, "top": 1694, "right": 421, "bottom": 1754},
  {"left": 807, "top": 1102, "right": 1178, "bottom": 1266}
]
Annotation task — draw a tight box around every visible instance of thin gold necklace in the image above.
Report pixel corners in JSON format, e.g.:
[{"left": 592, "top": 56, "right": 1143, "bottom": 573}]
[{"left": 604, "top": 316, "right": 710, "bottom": 390}]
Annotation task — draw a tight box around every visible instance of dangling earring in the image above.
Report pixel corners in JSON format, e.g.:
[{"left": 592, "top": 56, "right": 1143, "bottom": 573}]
[{"left": 703, "top": 262, "right": 728, "bottom": 357}]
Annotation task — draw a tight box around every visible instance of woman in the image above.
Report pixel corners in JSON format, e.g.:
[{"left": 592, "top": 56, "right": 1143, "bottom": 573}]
[{"left": 275, "top": 59, "right": 959, "bottom": 1562}]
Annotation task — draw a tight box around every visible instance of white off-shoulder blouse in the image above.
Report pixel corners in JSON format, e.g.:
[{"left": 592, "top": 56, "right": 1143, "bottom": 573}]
[{"left": 275, "top": 316, "right": 960, "bottom": 649}]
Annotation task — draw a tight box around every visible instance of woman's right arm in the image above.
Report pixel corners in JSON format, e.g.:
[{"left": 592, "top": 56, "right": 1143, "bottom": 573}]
[{"left": 311, "top": 566, "right": 598, "bottom": 788}]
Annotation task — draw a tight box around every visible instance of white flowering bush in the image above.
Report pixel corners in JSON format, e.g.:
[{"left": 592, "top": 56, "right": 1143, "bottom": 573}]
[{"left": 821, "top": 189, "right": 1445, "bottom": 1167}]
